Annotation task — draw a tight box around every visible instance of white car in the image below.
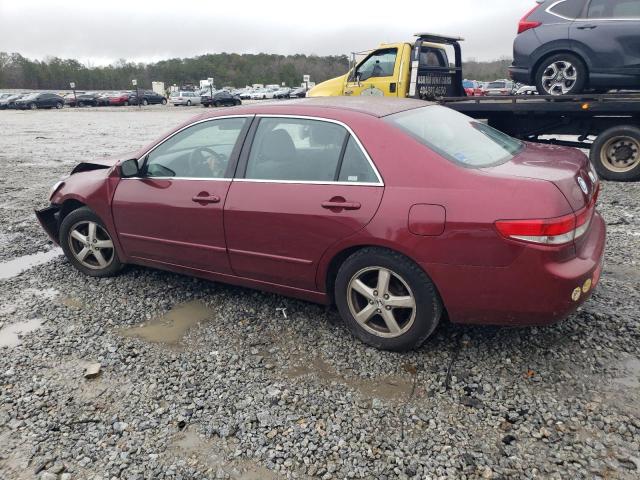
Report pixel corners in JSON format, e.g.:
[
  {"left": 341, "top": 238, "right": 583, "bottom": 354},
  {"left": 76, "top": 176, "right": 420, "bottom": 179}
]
[
  {"left": 250, "top": 88, "right": 276, "bottom": 100},
  {"left": 170, "top": 91, "right": 201, "bottom": 106}
]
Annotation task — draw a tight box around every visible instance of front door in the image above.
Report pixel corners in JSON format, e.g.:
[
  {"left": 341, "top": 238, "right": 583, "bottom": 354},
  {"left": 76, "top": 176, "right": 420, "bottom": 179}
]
[
  {"left": 571, "top": 0, "right": 640, "bottom": 77},
  {"left": 112, "top": 116, "right": 251, "bottom": 273},
  {"left": 344, "top": 47, "right": 401, "bottom": 98},
  {"left": 224, "top": 116, "right": 384, "bottom": 291}
]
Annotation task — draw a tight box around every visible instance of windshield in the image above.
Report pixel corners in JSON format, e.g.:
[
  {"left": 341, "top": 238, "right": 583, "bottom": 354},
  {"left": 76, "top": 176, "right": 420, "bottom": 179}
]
[{"left": 385, "top": 106, "right": 523, "bottom": 168}]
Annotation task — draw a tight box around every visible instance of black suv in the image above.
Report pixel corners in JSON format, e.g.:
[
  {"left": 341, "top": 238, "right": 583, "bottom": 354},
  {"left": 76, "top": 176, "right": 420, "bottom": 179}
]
[
  {"left": 510, "top": 0, "right": 640, "bottom": 95},
  {"left": 129, "top": 90, "right": 167, "bottom": 106}
]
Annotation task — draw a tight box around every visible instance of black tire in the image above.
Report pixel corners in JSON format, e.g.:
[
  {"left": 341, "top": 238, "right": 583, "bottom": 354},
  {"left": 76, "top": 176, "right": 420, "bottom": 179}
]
[
  {"left": 334, "top": 247, "right": 443, "bottom": 351},
  {"left": 535, "top": 53, "right": 587, "bottom": 96},
  {"left": 161, "top": 98, "right": 167, "bottom": 105},
  {"left": 590, "top": 126, "right": 640, "bottom": 182},
  {"left": 214, "top": 101, "right": 221, "bottom": 107},
  {"left": 124, "top": 101, "right": 129, "bottom": 106},
  {"left": 186, "top": 100, "right": 191, "bottom": 106},
  {"left": 55, "top": 102, "right": 63, "bottom": 109},
  {"left": 234, "top": 100, "right": 241, "bottom": 106},
  {"left": 29, "top": 103, "right": 37, "bottom": 110},
  {"left": 59, "top": 207, "right": 124, "bottom": 277},
  {"left": 143, "top": 99, "right": 149, "bottom": 106}
]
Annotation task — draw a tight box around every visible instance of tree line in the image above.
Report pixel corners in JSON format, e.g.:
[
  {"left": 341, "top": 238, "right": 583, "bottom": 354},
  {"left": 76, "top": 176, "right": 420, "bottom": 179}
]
[
  {"left": 0, "top": 52, "right": 512, "bottom": 91},
  {"left": 0, "top": 52, "right": 350, "bottom": 91}
]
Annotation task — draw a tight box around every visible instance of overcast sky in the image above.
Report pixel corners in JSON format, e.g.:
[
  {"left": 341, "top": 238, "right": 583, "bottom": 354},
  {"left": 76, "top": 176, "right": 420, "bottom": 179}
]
[{"left": 0, "top": 0, "right": 532, "bottom": 65}]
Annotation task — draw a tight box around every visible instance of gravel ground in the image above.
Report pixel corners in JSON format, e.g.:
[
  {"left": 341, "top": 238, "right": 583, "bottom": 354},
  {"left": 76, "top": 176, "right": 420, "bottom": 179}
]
[{"left": 1, "top": 106, "right": 639, "bottom": 480}]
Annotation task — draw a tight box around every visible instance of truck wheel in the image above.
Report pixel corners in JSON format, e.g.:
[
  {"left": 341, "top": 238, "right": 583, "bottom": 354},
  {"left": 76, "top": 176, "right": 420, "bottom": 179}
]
[
  {"left": 590, "top": 126, "right": 640, "bottom": 182},
  {"left": 535, "top": 53, "right": 586, "bottom": 96}
]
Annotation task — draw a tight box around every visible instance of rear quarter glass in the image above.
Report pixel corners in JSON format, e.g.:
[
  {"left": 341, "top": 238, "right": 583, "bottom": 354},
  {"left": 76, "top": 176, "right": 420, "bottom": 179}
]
[{"left": 384, "top": 106, "right": 523, "bottom": 168}]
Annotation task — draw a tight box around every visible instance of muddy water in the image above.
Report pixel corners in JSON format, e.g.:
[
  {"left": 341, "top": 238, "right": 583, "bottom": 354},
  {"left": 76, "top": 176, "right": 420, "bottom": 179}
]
[
  {"left": 286, "top": 356, "right": 414, "bottom": 401},
  {"left": 0, "top": 248, "right": 62, "bottom": 280},
  {"left": 120, "top": 300, "right": 213, "bottom": 345},
  {"left": 0, "top": 319, "right": 43, "bottom": 347}
]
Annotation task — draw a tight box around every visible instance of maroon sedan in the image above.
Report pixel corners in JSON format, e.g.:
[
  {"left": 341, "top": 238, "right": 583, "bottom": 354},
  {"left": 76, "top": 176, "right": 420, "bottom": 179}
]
[{"left": 36, "top": 97, "right": 605, "bottom": 351}]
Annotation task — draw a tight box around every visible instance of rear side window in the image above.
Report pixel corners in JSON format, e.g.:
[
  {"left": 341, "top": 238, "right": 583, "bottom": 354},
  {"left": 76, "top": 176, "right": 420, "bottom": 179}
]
[
  {"left": 420, "top": 47, "right": 448, "bottom": 67},
  {"left": 385, "top": 106, "right": 523, "bottom": 168},
  {"left": 548, "top": 0, "right": 587, "bottom": 19},
  {"left": 588, "top": 0, "right": 640, "bottom": 18},
  {"left": 338, "top": 137, "right": 378, "bottom": 183}
]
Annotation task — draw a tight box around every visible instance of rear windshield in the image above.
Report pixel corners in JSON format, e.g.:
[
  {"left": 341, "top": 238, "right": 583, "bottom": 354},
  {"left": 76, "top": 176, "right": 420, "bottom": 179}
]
[{"left": 385, "top": 106, "right": 523, "bottom": 168}]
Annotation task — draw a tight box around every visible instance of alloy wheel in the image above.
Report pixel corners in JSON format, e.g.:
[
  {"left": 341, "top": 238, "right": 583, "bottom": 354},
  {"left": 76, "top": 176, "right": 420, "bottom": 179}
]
[
  {"left": 347, "top": 266, "right": 417, "bottom": 338},
  {"left": 541, "top": 61, "right": 578, "bottom": 95},
  {"left": 601, "top": 136, "right": 640, "bottom": 173},
  {"left": 68, "top": 220, "right": 115, "bottom": 270}
]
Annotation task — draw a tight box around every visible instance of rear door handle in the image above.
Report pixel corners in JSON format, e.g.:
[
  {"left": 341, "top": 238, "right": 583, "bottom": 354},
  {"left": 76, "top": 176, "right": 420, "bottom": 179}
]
[
  {"left": 577, "top": 24, "right": 597, "bottom": 29},
  {"left": 192, "top": 194, "right": 220, "bottom": 205},
  {"left": 321, "top": 201, "right": 361, "bottom": 210}
]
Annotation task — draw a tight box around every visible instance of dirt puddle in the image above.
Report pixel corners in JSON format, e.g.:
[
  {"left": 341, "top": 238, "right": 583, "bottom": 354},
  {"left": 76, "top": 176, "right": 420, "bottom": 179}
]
[
  {"left": 0, "top": 248, "right": 62, "bottom": 280},
  {"left": 286, "top": 356, "right": 414, "bottom": 402},
  {"left": 0, "top": 318, "right": 43, "bottom": 347},
  {"left": 170, "top": 428, "right": 279, "bottom": 479},
  {"left": 120, "top": 300, "right": 213, "bottom": 345}
]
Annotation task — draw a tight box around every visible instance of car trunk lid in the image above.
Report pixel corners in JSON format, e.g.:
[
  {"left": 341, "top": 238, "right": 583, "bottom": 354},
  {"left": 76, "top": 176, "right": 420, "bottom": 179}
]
[{"left": 483, "top": 142, "right": 598, "bottom": 212}]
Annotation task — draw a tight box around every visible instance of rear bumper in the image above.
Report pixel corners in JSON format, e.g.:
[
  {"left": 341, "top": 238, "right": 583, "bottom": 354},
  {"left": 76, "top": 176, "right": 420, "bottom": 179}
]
[
  {"left": 35, "top": 205, "right": 61, "bottom": 245},
  {"left": 426, "top": 212, "right": 606, "bottom": 326},
  {"left": 508, "top": 66, "right": 531, "bottom": 84}
]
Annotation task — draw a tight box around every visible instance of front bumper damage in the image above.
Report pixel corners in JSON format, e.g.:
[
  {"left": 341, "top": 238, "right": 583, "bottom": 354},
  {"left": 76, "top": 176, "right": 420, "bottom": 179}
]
[{"left": 35, "top": 204, "right": 61, "bottom": 245}]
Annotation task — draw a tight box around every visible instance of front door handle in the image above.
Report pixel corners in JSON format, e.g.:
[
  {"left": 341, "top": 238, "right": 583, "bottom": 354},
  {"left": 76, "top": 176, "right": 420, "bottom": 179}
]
[
  {"left": 192, "top": 193, "right": 220, "bottom": 205},
  {"left": 577, "top": 24, "right": 597, "bottom": 30},
  {"left": 321, "top": 201, "right": 361, "bottom": 210}
]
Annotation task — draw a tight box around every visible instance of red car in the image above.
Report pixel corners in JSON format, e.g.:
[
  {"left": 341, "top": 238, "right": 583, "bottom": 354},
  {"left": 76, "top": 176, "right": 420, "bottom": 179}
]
[
  {"left": 463, "top": 80, "right": 485, "bottom": 97},
  {"left": 108, "top": 92, "right": 133, "bottom": 106},
  {"left": 36, "top": 97, "right": 605, "bottom": 351}
]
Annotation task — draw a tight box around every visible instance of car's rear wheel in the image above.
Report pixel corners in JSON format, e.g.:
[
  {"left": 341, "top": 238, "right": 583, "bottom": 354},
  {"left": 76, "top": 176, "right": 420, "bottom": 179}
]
[
  {"left": 124, "top": 101, "right": 129, "bottom": 106},
  {"left": 234, "top": 100, "right": 241, "bottom": 106},
  {"left": 335, "top": 247, "right": 442, "bottom": 351},
  {"left": 590, "top": 126, "right": 640, "bottom": 182},
  {"left": 186, "top": 100, "right": 191, "bottom": 106},
  {"left": 161, "top": 98, "right": 167, "bottom": 105},
  {"left": 214, "top": 101, "right": 221, "bottom": 107},
  {"left": 535, "top": 53, "right": 586, "bottom": 96},
  {"left": 59, "top": 207, "right": 123, "bottom": 277}
]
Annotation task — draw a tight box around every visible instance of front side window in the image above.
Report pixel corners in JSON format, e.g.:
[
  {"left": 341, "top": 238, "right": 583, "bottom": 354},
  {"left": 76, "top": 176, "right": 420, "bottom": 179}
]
[
  {"left": 145, "top": 118, "right": 248, "bottom": 178},
  {"left": 588, "top": 0, "right": 640, "bottom": 18},
  {"left": 549, "top": 0, "right": 587, "bottom": 19},
  {"left": 385, "top": 106, "right": 523, "bottom": 168},
  {"left": 356, "top": 48, "right": 398, "bottom": 81}
]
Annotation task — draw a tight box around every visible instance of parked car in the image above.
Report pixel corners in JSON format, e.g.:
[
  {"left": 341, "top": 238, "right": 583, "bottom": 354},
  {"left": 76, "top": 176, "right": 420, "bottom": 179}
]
[
  {"left": 109, "top": 92, "right": 134, "bottom": 106},
  {"left": 485, "top": 80, "right": 515, "bottom": 96},
  {"left": 66, "top": 92, "right": 103, "bottom": 107},
  {"left": 462, "top": 80, "right": 484, "bottom": 96},
  {"left": 510, "top": 0, "right": 640, "bottom": 95},
  {"left": 129, "top": 90, "right": 167, "bottom": 106},
  {"left": 273, "top": 87, "right": 292, "bottom": 99},
  {"left": 239, "top": 90, "right": 254, "bottom": 100},
  {"left": 95, "top": 92, "right": 117, "bottom": 106},
  {"left": 15, "top": 92, "right": 65, "bottom": 110},
  {"left": 201, "top": 91, "right": 241, "bottom": 107},
  {"left": 250, "top": 88, "right": 276, "bottom": 100},
  {"left": 37, "top": 97, "right": 605, "bottom": 351},
  {"left": 289, "top": 86, "right": 307, "bottom": 98},
  {"left": 170, "top": 91, "right": 202, "bottom": 106},
  {"left": 516, "top": 85, "right": 539, "bottom": 96},
  {"left": 0, "top": 93, "right": 26, "bottom": 109}
]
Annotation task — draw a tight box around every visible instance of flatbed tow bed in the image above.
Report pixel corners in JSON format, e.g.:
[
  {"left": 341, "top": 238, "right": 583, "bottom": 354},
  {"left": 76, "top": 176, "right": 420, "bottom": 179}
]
[{"left": 441, "top": 93, "right": 640, "bottom": 181}]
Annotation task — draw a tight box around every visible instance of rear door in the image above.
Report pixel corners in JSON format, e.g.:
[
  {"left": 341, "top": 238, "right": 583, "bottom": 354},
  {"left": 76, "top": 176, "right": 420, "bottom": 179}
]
[
  {"left": 112, "top": 116, "right": 251, "bottom": 273},
  {"left": 571, "top": 0, "right": 640, "bottom": 75},
  {"left": 224, "top": 116, "right": 384, "bottom": 291}
]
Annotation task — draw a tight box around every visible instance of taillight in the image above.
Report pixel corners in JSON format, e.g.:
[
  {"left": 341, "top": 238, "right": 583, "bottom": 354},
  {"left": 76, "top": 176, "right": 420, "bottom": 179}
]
[
  {"left": 496, "top": 196, "right": 597, "bottom": 246},
  {"left": 518, "top": 4, "right": 542, "bottom": 34}
]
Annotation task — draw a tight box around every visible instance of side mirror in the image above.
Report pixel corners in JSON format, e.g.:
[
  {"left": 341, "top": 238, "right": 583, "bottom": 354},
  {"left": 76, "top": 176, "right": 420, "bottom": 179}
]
[{"left": 120, "top": 159, "right": 140, "bottom": 178}]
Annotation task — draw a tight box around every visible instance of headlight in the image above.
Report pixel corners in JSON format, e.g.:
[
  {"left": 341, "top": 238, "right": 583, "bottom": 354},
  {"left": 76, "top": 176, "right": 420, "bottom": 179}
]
[{"left": 49, "top": 180, "right": 65, "bottom": 200}]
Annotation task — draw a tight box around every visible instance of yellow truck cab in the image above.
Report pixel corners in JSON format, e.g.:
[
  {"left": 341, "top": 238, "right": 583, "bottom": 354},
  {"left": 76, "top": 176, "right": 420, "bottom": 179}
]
[{"left": 309, "top": 33, "right": 465, "bottom": 100}]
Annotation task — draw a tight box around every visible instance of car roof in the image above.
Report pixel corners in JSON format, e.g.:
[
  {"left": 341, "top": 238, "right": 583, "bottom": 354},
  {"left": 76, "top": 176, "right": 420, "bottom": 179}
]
[{"left": 205, "top": 97, "right": 432, "bottom": 118}]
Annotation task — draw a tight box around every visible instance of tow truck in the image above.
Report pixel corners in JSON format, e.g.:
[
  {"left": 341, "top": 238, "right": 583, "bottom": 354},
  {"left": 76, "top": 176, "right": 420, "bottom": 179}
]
[{"left": 308, "top": 33, "right": 640, "bottom": 182}]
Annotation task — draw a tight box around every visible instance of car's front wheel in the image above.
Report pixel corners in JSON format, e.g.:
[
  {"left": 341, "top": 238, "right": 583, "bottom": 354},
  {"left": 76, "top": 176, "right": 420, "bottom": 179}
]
[
  {"left": 161, "top": 98, "right": 167, "bottom": 105},
  {"left": 29, "top": 103, "right": 37, "bottom": 110},
  {"left": 335, "top": 247, "right": 442, "bottom": 351},
  {"left": 59, "top": 207, "right": 123, "bottom": 277},
  {"left": 535, "top": 53, "right": 587, "bottom": 96}
]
